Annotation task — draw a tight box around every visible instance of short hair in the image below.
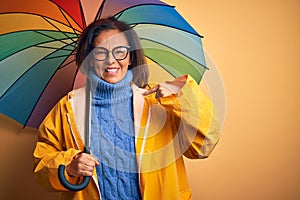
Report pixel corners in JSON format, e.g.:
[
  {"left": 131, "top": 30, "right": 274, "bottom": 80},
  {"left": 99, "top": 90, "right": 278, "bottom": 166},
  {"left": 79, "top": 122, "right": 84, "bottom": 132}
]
[{"left": 76, "top": 17, "right": 149, "bottom": 88}]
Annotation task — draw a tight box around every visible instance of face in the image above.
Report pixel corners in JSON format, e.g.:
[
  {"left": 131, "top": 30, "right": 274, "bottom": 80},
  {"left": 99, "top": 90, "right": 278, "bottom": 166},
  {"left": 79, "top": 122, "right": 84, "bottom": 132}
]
[{"left": 90, "top": 29, "right": 131, "bottom": 84}]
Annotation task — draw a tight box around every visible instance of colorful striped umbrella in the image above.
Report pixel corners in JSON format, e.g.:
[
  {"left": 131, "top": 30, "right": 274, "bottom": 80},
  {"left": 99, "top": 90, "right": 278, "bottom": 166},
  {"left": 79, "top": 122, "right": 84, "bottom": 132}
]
[{"left": 0, "top": 0, "right": 207, "bottom": 128}]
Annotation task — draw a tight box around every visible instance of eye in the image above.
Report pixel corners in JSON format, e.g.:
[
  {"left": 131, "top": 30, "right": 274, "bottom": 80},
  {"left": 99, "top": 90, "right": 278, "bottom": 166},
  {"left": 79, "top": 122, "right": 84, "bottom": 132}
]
[
  {"left": 114, "top": 47, "right": 127, "bottom": 55},
  {"left": 94, "top": 49, "right": 106, "bottom": 56},
  {"left": 93, "top": 47, "right": 108, "bottom": 60}
]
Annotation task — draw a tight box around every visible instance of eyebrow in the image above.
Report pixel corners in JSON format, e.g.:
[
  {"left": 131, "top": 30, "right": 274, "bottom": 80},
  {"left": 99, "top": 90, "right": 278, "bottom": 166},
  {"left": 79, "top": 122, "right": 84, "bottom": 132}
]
[
  {"left": 95, "top": 43, "right": 130, "bottom": 46},
  {"left": 94, "top": 45, "right": 130, "bottom": 49}
]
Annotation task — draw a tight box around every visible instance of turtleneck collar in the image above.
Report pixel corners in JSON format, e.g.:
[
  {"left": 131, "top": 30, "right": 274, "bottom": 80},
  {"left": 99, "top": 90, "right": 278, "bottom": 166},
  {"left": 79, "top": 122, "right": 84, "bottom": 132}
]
[{"left": 88, "top": 69, "right": 133, "bottom": 104}]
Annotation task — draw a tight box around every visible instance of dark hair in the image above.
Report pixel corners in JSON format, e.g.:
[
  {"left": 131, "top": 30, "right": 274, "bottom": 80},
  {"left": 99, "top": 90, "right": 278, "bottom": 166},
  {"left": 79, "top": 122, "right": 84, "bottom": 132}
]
[{"left": 76, "top": 17, "right": 149, "bottom": 88}]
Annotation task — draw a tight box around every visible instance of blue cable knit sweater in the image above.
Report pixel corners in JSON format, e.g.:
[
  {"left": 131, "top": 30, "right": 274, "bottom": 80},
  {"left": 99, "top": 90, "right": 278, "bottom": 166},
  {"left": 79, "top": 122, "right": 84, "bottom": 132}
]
[{"left": 89, "top": 70, "right": 141, "bottom": 200}]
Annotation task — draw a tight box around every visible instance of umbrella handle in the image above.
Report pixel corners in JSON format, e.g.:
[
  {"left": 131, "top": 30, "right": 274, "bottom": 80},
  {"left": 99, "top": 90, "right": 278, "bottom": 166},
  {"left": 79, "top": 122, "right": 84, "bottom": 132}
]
[{"left": 58, "top": 147, "right": 91, "bottom": 191}]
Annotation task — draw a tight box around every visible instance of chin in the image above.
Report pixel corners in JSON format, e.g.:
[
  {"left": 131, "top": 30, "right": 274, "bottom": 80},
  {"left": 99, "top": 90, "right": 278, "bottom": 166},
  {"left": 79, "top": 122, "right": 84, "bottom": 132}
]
[{"left": 103, "top": 78, "right": 121, "bottom": 84}]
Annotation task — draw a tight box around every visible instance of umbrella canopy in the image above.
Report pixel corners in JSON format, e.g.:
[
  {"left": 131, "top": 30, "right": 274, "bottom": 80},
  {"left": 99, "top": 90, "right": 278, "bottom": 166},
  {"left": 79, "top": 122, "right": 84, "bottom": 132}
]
[{"left": 0, "top": 0, "right": 207, "bottom": 128}]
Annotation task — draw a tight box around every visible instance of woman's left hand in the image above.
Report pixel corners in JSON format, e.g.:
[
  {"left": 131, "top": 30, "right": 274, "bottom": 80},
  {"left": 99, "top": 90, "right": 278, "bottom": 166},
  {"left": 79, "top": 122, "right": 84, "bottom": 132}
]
[
  {"left": 142, "top": 83, "right": 180, "bottom": 98},
  {"left": 143, "top": 76, "right": 186, "bottom": 98}
]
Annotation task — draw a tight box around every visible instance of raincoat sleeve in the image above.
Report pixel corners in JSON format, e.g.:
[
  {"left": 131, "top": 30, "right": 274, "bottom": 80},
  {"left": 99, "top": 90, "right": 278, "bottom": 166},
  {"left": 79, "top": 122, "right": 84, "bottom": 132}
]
[
  {"left": 157, "top": 74, "right": 220, "bottom": 159},
  {"left": 33, "top": 96, "right": 83, "bottom": 191}
]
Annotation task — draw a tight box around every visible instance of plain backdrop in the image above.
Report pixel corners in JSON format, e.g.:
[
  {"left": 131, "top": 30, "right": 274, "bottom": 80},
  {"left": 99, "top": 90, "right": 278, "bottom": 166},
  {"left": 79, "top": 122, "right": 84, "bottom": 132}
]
[{"left": 1, "top": 0, "right": 299, "bottom": 199}]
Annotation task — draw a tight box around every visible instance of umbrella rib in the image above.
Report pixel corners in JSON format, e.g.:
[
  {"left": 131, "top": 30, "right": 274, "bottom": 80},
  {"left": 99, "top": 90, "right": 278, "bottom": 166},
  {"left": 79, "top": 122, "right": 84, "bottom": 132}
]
[
  {"left": 43, "top": 52, "right": 76, "bottom": 60},
  {"left": 132, "top": 22, "right": 202, "bottom": 37},
  {"left": 35, "top": 45, "right": 75, "bottom": 51},
  {"left": 57, "top": 7, "right": 82, "bottom": 38},
  {"left": 0, "top": 41, "right": 75, "bottom": 99},
  {"left": 140, "top": 37, "right": 208, "bottom": 69},
  {"left": 94, "top": 0, "right": 106, "bottom": 20},
  {"left": 0, "top": 30, "right": 77, "bottom": 62},
  {"left": 78, "top": 1, "right": 87, "bottom": 28},
  {"left": 22, "top": 50, "right": 77, "bottom": 127},
  {"left": 59, "top": 57, "right": 76, "bottom": 69},
  {"left": 35, "top": 30, "right": 77, "bottom": 48},
  {"left": 22, "top": 65, "right": 57, "bottom": 128},
  {"left": 23, "top": 59, "right": 78, "bottom": 127},
  {"left": 41, "top": 16, "right": 78, "bottom": 43},
  {"left": 113, "top": 4, "right": 202, "bottom": 37},
  {"left": 2, "top": 11, "right": 82, "bottom": 33},
  {"left": 48, "top": 0, "right": 84, "bottom": 31},
  {"left": 114, "top": 4, "right": 175, "bottom": 20}
]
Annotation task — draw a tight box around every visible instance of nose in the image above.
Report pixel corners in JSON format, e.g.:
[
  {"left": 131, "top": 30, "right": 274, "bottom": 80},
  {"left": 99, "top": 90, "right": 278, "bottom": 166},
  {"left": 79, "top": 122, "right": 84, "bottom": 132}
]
[{"left": 106, "top": 51, "right": 116, "bottom": 64}]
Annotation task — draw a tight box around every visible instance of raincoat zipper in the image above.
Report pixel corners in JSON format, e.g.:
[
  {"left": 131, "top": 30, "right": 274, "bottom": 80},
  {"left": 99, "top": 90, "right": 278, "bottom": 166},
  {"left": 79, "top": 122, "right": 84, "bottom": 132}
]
[{"left": 66, "top": 110, "right": 102, "bottom": 199}]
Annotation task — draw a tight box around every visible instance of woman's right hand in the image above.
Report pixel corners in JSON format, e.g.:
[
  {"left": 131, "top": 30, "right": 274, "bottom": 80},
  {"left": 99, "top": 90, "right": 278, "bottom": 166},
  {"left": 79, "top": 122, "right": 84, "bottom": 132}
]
[{"left": 66, "top": 152, "right": 99, "bottom": 177}]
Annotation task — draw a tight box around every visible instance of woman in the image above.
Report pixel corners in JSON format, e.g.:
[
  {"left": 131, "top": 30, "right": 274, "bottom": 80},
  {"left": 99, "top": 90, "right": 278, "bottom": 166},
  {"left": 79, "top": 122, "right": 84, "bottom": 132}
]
[{"left": 33, "top": 18, "right": 220, "bottom": 200}]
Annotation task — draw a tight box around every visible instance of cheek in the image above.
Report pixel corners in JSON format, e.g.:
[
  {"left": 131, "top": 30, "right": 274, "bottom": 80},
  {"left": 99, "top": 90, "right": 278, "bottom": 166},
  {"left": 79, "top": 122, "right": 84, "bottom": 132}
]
[
  {"left": 89, "top": 59, "right": 95, "bottom": 68},
  {"left": 122, "top": 57, "right": 131, "bottom": 68},
  {"left": 90, "top": 59, "right": 103, "bottom": 70},
  {"left": 120, "top": 62, "right": 129, "bottom": 73}
]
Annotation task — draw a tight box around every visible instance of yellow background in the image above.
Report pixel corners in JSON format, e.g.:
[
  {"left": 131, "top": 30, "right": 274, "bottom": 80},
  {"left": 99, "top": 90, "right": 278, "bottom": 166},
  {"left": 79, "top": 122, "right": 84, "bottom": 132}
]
[{"left": 1, "top": 0, "right": 300, "bottom": 199}]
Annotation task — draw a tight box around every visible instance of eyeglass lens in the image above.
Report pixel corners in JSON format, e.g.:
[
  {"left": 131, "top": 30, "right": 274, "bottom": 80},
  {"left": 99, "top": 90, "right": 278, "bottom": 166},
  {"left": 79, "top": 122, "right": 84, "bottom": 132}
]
[{"left": 93, "top": 46, "right": 130, "bottom": 61}]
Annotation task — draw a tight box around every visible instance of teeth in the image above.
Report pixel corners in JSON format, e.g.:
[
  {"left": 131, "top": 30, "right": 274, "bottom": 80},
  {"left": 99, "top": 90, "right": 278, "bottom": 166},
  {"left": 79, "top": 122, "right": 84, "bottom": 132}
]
[{"left": 106, "top": 68, "right": 118, "bottom": 72}]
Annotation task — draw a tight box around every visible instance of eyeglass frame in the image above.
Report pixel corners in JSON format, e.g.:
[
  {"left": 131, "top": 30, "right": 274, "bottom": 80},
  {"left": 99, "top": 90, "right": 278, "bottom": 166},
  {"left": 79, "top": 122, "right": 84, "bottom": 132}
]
[{"left": 92, "top": 45, "right": 131, "bottom": 61}]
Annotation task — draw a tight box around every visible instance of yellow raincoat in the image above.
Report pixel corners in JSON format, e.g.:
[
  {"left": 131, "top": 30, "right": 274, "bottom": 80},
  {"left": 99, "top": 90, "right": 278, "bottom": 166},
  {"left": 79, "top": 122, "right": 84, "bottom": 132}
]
[{"left": 33, "top": 75, "right": 220, "bottom": 200}]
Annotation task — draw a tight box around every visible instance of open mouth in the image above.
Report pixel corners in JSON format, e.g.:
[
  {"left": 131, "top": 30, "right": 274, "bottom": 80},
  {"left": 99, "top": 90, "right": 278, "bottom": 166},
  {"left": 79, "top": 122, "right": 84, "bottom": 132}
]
[{"left": 105, "top": 68, "right": 119, "bottom": 73}]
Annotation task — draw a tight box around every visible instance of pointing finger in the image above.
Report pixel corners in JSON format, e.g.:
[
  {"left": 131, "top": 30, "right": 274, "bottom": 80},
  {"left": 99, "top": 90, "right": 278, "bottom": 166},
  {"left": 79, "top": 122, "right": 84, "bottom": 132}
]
[{"left": 142, "top": 85, "right": 158, "bottom": 96}]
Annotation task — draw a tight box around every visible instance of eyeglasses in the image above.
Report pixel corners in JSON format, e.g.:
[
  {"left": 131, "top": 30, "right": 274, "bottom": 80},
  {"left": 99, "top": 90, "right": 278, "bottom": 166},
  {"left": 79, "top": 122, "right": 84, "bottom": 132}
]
[{"left": 92, "top": 46, "right": 131, "bottom": 61}]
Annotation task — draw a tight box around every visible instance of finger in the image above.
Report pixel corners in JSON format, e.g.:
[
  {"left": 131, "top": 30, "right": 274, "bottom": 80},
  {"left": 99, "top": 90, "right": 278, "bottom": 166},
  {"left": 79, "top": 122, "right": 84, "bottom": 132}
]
[
  {"left": 142, "top": 85, "right": 158, "bottom": 96},
  {"left": 80, "top": 170, "right": 94, "bottom": 177},
  {"left": 77, "top": 153, "right": 99, "bottom": 166},
  {"left": 80, "top": 168, "right": 95, "bottom": 176},
  {"left": 94, "top": 157, "right": 100, "bottom": 166},
  {"left": 81, "top": 157, "right": 99, "bottom": 168},
  {"left": 76, "top": 166, "right": 94, "bottom": 177},
  {"left": 70, "top": 161, "right": 96, "bottom": 177},
  {"left": 85, "top": 154, "right": 99, "bottom": 166},
  {"left": 166, "top": 75, "right": 187, "bottom": 85},
  {"left": 80, "top": 162, "right": 95, "bottom": 172},
  {"left": 165, "top": 79, "right": 185, "bottom": 85}
]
